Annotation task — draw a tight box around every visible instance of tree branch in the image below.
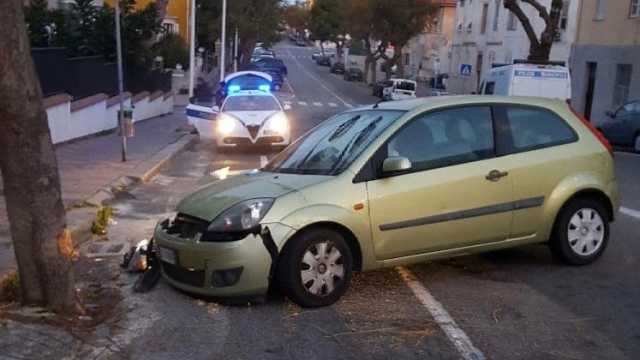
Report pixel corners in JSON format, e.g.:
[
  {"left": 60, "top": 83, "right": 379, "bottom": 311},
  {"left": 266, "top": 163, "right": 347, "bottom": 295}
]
[
  {"left": 520, "top": 0, "right": 550, "bottom": 23},
  {"left": 504, "top": 0, "right": 541, "bottom": 48}
]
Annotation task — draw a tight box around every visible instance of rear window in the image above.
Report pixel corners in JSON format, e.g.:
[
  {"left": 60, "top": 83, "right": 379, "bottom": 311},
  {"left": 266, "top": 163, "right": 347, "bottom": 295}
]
[{"left": 500, "top": 106, "right": 577, "bottom": 154}]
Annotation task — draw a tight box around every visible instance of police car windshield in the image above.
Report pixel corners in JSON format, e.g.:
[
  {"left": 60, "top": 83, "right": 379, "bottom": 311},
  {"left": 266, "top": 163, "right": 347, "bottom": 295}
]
[
  {"left": 223, "top": 96, "right": 280, "bottom": 112},
  {"left": 263, "top": 110, "right": 405, "bottom": 176}
]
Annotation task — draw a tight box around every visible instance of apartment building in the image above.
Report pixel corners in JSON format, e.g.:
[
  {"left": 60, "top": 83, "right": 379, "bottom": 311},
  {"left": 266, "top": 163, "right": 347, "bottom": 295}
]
[
  {"left": 403, "top": 0, "right": 457, "bottom": 84},
  {"left": 571, "top": 0, "right": 640, "bottom": 123},
  {"left": 449, "top": 0, "right": 580, "bottom": 94}
]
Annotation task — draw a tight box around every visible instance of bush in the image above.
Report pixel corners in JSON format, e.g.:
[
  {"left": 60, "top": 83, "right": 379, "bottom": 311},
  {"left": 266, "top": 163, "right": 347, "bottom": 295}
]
[
  {"left": 91, "top": 206, "right": 113, "bottom": 235},
  {"left": 0, "top": 271, "right": 20, "bottom": 303},
  {"left": 152, "top": 33, "right": 189, "bottom": 71}
]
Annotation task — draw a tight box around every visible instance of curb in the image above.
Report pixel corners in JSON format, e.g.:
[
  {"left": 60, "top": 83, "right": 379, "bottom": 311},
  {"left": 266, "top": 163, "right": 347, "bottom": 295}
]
[{"left": 68, "top": 134, "right": 198, "bottom": 248}]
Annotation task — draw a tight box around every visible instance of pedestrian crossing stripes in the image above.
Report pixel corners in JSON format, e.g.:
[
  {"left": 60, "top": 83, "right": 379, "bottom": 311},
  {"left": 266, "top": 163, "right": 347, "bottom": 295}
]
[{"left": 313, "top": 102, "right": 323, "bottom": 107}]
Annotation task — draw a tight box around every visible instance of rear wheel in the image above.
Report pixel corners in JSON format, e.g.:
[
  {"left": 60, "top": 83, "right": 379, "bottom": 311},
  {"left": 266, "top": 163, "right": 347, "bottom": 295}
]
[
  {"left": 277, "top": 228, "right": 353, "bottom": 307},
  {"left": 550, "top": 198, "right": 610, "bottom": 265}
]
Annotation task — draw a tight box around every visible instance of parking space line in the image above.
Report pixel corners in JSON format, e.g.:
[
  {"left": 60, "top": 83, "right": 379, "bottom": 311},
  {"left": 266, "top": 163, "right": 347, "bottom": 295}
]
[
  {"left": 396, "top": 266, "right": 486, "bottom": 360},
  {"left": 328, "top": 102, "right": 338, "bottom": 107},
  {"left": 620, "top": 207, "right": 640, "bottom": 220},
  {"left": 313, "top": 102, "right": 323, "bottom": 107},
  {"left": 298, "top": 101, "right": 308, "bottom": 106}
]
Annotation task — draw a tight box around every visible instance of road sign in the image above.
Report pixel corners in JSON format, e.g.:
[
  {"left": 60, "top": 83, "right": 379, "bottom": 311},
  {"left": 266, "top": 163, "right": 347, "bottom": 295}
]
[{"left": 460, "top": 64, "right": 472, "bottom": 77}]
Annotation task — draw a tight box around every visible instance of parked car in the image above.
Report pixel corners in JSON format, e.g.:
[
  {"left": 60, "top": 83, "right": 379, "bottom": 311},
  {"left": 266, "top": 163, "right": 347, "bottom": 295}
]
[
  {"left": 344, "top": 67, "right": 364, "bottom": 81},
  {"left": 479, "top": 62, "right": 571, "bottom": 101},
  {"left": 382, "top": 79, "right": 417, "bottom": 100},
  {"left": 157, "top": 96, "right": 617, "bottom": 307},
  {"left": 330, "top": 62, "right": 345, "bottom": 74},
  {"left": 296, "top": 40, "right": 307, "bottom": 47},
  {"left": 597, "top": 100, "right": 640, "bottom": 152},
  {"left": 250, "top": 57, "right": 288, "bottom": 76},
  {"left": 315, "top": 55, "right": 333, "bottom": 67},
  {"left": 372, "top": 80, "right": 392, "bottom": 98}
]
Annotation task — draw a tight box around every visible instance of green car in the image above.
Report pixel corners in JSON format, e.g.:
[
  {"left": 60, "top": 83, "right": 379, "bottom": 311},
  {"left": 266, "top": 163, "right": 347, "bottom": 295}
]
[{"left": 154, "top": 96, "right": 619, "bottom": 307}]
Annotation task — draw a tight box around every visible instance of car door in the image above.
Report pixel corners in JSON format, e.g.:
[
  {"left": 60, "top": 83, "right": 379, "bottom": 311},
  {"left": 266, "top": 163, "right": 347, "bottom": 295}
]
[
  {"left": 492, "top": 105, "right": 580, "bottom": 239},
  {"left": 366, "top": 106, "right": 514, "bottom": 260}
]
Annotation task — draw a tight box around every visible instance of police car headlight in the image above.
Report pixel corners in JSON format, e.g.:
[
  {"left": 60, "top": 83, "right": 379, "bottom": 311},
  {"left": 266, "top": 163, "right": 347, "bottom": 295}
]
[
  {"left": 265, "top": 112, "right": 288, "bottom": 135},
  {"left": 217, "top": 114, "right": 236, "bottom": 135}
]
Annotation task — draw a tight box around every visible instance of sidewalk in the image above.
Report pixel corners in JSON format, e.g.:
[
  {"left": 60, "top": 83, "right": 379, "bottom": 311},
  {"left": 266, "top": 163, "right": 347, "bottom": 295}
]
[{"left": 0, "top": 110, "right": 192, "bottom": 276}]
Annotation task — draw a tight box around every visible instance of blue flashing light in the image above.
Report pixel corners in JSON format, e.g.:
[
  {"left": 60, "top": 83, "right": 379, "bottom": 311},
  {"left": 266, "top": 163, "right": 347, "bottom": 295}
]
[
  {"left": 258, "top": 84, "right": 271, "bottom": 92},
  {"left": 228, "top": 85, "right": 241, "bottom": 93}
]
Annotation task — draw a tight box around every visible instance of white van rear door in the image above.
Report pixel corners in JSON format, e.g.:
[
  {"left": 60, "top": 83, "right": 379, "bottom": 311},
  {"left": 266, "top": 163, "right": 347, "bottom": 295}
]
[{"left": 511, "top": 69, "right": 570, "bottom": 100}]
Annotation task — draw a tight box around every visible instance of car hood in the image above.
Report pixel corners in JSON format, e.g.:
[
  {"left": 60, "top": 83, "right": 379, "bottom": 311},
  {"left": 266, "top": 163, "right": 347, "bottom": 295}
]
[
  {"left": 227, "top": 110, "right": 278, "bottom": 126},
  {"left": 177, "top": 171, "right": 331, "bottom": 221}
]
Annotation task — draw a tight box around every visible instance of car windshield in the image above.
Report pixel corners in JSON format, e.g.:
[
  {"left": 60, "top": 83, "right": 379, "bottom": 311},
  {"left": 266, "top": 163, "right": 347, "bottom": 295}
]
[
  {"left": 263, "top": 110, "right": 404, "bottom": 175},
  {"left": 223, "top": 96, "right": 280, "bottom": 111}
]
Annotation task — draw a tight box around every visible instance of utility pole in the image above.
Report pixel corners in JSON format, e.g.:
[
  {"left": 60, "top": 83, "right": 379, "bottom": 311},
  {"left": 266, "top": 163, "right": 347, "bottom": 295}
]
[
  {"left": 115, "top": 0, "right": 127, "bottom": 162},
  {"left": 188, "top": 0, "right": 196, "bottom": 98},
  {"left": 233, "top": 27, "right": 238, "bottom": 73},
  {"left": 219, "top": 0, "right": 227, "bottom": 80}
]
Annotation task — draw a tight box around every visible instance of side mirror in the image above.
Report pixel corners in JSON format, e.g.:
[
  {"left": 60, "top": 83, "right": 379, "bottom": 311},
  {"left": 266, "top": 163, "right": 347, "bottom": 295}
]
[
  {"left": 382, "top": 156, "right": 412, "bottom": 174},
  {"left": 606, "top": 110, "right": 616, "bottom": 118},
  {"left": 283, "top": 104, "right": 292, "bottom": 111},
  {"left": 211, "top": 105, "right": 220, "bottom": 113}
]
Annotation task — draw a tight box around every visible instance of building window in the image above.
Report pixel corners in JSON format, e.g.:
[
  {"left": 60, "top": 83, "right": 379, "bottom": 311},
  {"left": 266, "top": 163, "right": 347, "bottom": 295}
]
[
  {"left": 492, "top": 0, "right": 501, "bottom": 31},
  {"left": 613, "top": 64, "right": 633, "bottom": 108},
  {"left": 163, "top": 23, "right": 176, "bottom": 34},
  {"left": 405, "top": 53, "right": 410, "bottom": 66},
  {"left": 594, "top": 0, "right": 606, "bottom": 20},
  {"left": 631, "top": 0, "right": 640, "bottom": 18},
  {"left": 507, "top": 11, "right": 517, "bottom": 31},
  {"left": 460, "top": 0, "right": 465, "bottom": 6},
  {"left": 480, "top": 3, "right": 489, "bottom": 34},
  {"left": 560, "top": 0, "right": 570, "bottom": 30}
]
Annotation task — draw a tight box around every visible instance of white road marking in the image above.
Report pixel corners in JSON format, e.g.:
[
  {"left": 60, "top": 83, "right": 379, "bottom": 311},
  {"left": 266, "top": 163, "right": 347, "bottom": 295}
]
[
  {"left": 328, "top": 102, "right": 338, "bottom": 107},
  {"left": 620, "top": 207, "right": 640, "bottom": 220},
  {"left": 313, "top": 102, "right": 323, "bottom": 107},
  {"left": 285, "top": 47, "right": 353, "bottom": 108},
  {"left": 396, "top": 266, "right": 486, "bottom": 360},
  {"left": 260, "top": 156, "right": 269, "bottom": 168},
  {"left": 298, "top": 101, "right": 308, "bottom": 106},
  {"left": 283, "top": 101, "right": 292, "bottom": 107},
  {"left": 284, "top": 77, "right": 296, "bottom": 98}
]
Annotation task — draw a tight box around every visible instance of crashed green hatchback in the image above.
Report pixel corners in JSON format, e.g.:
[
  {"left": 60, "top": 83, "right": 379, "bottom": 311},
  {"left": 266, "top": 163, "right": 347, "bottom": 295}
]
[{"left": 154, "top": 96, "right": 618, "bottom": 307}]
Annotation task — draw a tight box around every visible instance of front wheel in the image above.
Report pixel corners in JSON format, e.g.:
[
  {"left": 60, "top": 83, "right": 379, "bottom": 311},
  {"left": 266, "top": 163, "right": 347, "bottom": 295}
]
[
  {"left": 549, "top": 198, "right": 610, "bottom": 265},
  {"left": 277, "top": 228, "right": 353, "bottom": 307}
]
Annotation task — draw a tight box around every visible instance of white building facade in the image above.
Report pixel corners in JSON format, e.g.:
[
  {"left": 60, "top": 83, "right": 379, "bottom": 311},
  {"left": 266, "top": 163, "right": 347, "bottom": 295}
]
[{"left": 448, "top": 0, "right": 580, "bottom": 94}]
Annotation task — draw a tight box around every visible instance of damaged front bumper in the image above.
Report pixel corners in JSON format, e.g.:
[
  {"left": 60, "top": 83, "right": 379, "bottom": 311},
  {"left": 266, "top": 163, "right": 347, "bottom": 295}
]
[{"left": 153, "top": 219, "right": 295, "bottom": 297}]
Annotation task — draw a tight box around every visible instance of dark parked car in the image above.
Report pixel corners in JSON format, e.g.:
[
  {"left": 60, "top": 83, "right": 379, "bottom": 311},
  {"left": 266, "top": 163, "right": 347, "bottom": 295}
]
[
  {"left": 296, "top": 40, "right": 307, "bottom": 47},
  {"left": 250, "top": 57, "right": 288, "bottom": 76},
  {"left": 315, "top": 55, "right": 333, "bottom": 66},
  {"left": 598, "top": 100, "right": 640, "bottom": 152},
  {"left": 330, "top": 62, "right": 345, "bottom": 74},
  {"left": 372, "top": 80, "right": 393, "bottom": 97},
  {"left": 344, "top": 67, "right": 364, "bottom": 82}
]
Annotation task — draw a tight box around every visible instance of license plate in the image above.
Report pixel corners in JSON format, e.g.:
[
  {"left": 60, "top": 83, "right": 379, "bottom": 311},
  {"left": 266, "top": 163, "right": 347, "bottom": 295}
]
[{"left": 159, "top": 247, "right": 177, "bottom": 265}]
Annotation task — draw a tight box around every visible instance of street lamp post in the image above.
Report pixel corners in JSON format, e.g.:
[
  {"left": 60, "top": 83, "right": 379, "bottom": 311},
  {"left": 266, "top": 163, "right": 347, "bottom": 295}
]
[
  {"left": 233, "top": 27, "right": 239, "bottom": 73},
  {"left": 219, "top": 0, "right": 227, "bottom": 80},
  {"left": 188, "top": 0, "right": 196, "bottom": 98},
  {"left": 115, "top": 0, "right": 127, "bottom": 162}
]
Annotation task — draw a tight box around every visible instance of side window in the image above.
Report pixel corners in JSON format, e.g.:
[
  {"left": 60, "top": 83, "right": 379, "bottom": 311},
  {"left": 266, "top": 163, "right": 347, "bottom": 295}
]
[
  {"left": 386, "top": 107, "right": 495, "bottom": 173},
  {"left": 619, "top": 101, "right": 640, "bottom": 116},
  {"left": 484, "top": 81, "right": 495, "bottom": 95},
  {"left": 500, "top": 106, "right": 577, "bottom": 154}
]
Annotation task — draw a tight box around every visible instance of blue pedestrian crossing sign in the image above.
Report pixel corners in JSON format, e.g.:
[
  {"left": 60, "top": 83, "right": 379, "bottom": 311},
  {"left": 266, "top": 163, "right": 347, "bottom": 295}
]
[{"left": 460, "top": 64, "right": 472, "bottom": 76}]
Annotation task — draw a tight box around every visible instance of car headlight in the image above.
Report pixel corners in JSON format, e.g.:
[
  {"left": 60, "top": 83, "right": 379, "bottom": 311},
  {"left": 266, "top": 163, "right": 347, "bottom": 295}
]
[
  {"left": 264, "top": 112, "right": 288, "bottom": 135},
  {"left": 217, "top": 114, "right": 236, "bottom": 135},
  {"left": 207, "top": 198, "right": 274, "bottom": 233}
]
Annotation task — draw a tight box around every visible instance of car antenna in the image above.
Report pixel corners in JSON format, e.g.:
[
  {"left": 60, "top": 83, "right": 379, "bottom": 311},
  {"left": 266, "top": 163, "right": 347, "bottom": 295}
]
[{"left": 372, "top": 99, "right": 386, "bottom": 109}]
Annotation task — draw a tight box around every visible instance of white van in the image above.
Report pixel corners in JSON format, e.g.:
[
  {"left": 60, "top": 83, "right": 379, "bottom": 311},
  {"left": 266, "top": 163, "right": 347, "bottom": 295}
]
[
  {"left": 479, "top": 63, "right": 571, "bottom": 100},
  {"left": 382, "top": 79, "right": 417, "bottom": 101}
]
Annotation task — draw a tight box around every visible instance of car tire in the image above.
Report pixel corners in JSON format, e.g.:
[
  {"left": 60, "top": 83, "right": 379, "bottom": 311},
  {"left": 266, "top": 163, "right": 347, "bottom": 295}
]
[
  {"left": 549, "top": 197, "right": 610, "bottom": 265},
  {"left": 634, "top": 134, "right": 640, "bottom": 153},
  {"left": 277, "top": 228, "right": 353, "bottom": 307}
]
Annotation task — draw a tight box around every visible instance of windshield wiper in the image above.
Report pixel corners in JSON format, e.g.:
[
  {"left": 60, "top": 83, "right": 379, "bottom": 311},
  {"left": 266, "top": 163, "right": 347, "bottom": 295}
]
[{"left": 329, "top": 115, "right": 383, "bottom": 174}]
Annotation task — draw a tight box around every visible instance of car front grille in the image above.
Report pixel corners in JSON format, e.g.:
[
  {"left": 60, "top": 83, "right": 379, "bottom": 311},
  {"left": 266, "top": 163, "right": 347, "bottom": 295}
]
[
  {"left": 164, "top": 213, "right": 208, "bottom": 240},
  {"left": 161, "top": 261, "right": 205, "bottom": 287},
  {"left": 246, "top": 125, "right": 260, "bottom": 139}
]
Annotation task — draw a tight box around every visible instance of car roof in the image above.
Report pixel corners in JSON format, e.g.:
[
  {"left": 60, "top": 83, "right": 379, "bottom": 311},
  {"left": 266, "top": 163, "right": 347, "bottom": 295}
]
[{"left": 353, "top": 95, "right": 568, "bottom": 112}]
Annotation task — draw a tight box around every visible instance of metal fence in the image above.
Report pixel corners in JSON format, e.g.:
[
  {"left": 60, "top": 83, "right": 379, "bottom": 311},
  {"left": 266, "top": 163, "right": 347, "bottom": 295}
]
[{"left": 31, "top": 48, "right": 171, "bottom": 99}]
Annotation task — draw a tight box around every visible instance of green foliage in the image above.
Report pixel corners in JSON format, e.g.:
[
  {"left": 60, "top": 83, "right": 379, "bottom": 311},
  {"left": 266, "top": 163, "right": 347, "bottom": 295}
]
[
  {"left": 196, "top": 0, "right": 221, "bottom": 50},
  {"left": 24, "top": 0, "right": 51, "bottom": 47},
  {"left": 0, "top": 271, "right": 20, "bottom": 303},
  {"left": 152, "top": 33, "right": 189, "bottom": 70},
  {"left": 309, "top": 0, "right": 343, "bottom": 42},
  {"left": 91, "top": 206, "right": 113, "bottom": 235},
  {"left": 283, "top": 3, "right": 310, "bottom": 32}
]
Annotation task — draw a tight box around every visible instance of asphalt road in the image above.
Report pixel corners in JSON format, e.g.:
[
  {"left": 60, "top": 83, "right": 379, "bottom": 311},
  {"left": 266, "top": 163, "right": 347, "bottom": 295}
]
[{"left": 105, "top": 41, "right": 640, "bottom": 360}]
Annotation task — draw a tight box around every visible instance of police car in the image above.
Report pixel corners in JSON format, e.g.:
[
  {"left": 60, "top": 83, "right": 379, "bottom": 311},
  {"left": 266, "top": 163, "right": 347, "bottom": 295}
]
[{"left": 190, "top": 88, "right": 291, "bottom": 149}]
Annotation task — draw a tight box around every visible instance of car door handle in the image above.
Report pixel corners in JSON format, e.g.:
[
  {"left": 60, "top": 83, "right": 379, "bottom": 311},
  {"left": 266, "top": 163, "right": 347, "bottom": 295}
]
[{"left": 485, "top": 170, "right": 509, "bottom": 182}]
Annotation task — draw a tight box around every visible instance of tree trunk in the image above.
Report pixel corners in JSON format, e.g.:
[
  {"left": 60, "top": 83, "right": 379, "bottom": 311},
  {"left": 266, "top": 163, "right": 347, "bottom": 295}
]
[
  {"left": 370, "top": 59, "right": 378, "bottom": 85},
  {"left": 0, "top": 0, "right": 74, "bottom": 313},
  {"left": 504, "top": 0, "right": 563, "bottom": 63},
  {"left": 394, "top": 44, "right": 404, "bottom": 78}
]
